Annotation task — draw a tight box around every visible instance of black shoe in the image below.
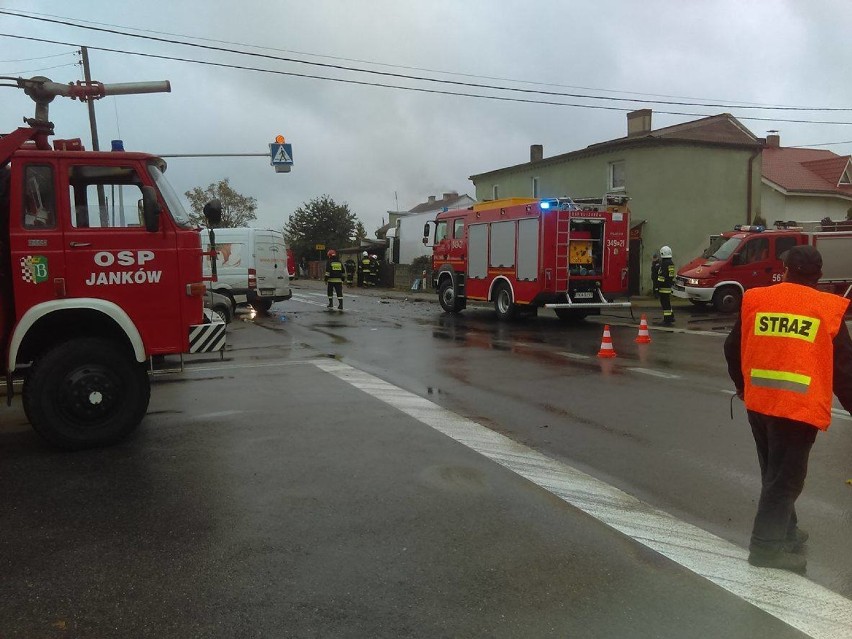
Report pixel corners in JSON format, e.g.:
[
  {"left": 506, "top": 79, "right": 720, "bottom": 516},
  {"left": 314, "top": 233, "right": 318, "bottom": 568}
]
[
  {"left": 785, "top": 528, "right": 809, "bottom": 553},
  {"left": 338, "top": 303, "right": 343, "bottom": 310},
  {"left": 748, "top": 547, "right": 807, "bottom": 573},
  {"left": 327, "top": 302, "right": 333, "bottom": 309}
]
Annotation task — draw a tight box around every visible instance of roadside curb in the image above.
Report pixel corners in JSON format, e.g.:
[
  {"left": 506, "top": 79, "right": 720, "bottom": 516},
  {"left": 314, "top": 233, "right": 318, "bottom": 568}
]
[{"left": 291, "top": 278, "right": 691, "bottom": 312}]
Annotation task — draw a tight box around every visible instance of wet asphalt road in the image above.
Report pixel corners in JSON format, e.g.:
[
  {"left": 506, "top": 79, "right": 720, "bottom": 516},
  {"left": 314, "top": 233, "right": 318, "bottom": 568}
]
[{"left": 1, "top": 282, "right": 851, "bottom": 638}]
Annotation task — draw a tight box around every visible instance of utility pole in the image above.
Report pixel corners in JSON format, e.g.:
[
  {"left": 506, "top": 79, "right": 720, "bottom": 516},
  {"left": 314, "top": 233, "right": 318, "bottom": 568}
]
[
  {"left": 80, "top": 47, "right": 100, "bottom": 151},
  {"left": 80, "top": 46, "right": 108, "bottom": 225}
]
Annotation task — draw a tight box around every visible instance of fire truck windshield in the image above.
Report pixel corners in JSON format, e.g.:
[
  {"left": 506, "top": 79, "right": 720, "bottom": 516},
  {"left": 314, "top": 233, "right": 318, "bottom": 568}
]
[
  {"left": 148, "top": 164, "right": 193, "bottom": 229},
  {"left": 707, "top": 236, "right": 741, "bottom": 262}
]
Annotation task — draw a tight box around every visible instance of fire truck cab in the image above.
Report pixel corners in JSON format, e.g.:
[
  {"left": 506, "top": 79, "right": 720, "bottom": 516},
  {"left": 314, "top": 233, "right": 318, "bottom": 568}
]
[
  {"left": 673, "top": 222, "right": 852, "bottom": 312},
  {"left": 0, "top": 76, "right": 225, "bottom": 448}
]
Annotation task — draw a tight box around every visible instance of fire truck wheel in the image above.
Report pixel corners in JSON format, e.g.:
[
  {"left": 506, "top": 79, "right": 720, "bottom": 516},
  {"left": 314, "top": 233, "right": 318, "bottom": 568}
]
[
  {"left": 494, "top": 283, "right": 517, "bottom": 321},
  {"left": 22, "top": 338, "right": 150, "bottom": 450},
  {"left": 712, "top": 286, "right": 742, "bottom": 313},
  {"left": 438, "top": 279, "right": 463, "bottom": 314}
]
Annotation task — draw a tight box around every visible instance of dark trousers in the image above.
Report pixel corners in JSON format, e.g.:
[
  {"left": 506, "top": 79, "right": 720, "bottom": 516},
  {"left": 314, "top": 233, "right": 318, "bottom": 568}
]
[
  {"left": 747, "top": 410, "right": 817, "bottom": 550},
  {"left": 327, "top": 281, "right": 343, "bottom": 300},
  {"left": 659, "top": 290, "right": 674, "bottom": 323}
]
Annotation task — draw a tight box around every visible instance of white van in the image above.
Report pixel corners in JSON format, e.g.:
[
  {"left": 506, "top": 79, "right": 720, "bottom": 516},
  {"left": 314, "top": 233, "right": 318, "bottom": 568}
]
[{"left": 201, "top": 227, "right": 292, "bottom": 310}]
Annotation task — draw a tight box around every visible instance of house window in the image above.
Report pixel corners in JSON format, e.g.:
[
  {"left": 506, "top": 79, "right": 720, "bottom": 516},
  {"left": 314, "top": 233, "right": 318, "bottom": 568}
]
[
  {"left": 840, "top": 162, "right": 852, "bottom": 185},
  {"left": 492, "top": 184, "right": 499, "bottom": 200},
  {"left": 532, "top": 177, "right": 540, "bottom": 198},
  {"left": 608, "top": 161, "right": 626, "bottom": 191}
]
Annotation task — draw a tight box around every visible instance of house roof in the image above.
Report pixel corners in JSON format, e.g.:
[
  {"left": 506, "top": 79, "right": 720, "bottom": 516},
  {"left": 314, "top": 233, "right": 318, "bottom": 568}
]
[
  {"left": 470, "top": 113, "right": 762, "bottom": 180},
  {"left": 592, "top": 113, "right": 759, "bottom": 148},
  {"left": 408, "top": 192, "right": 475, "bottom": 214},
  {"left": 762, "top": 146, "right": 852, "bottom": 197}
]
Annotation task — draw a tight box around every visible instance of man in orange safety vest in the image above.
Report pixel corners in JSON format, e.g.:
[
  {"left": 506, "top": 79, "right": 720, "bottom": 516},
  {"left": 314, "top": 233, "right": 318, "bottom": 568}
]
[{"left": 724, "top": 245, "right": 852, "bottom": 572}]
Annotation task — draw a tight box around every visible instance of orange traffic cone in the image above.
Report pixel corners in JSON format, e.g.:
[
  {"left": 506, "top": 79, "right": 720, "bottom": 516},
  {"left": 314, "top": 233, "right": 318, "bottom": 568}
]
[
  {"left": 635, "top": 315, "right": 652, "bottom": 344},
  {"left": 597, "top": 324, "right": 617, "bottom": 358}
]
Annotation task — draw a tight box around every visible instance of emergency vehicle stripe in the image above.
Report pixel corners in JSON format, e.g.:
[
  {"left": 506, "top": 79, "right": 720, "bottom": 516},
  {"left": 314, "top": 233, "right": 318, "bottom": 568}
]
[
  {"left": 189, "top": 323, "right": 226, "bottom": 353},
  {"left": 750, "top": 368, "right": 811, "bottom": 393}
]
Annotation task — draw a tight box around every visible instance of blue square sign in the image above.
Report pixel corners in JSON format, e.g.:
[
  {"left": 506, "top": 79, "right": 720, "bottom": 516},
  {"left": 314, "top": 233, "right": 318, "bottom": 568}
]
[{"left": 270, "top": 143, "right": 293, "bottom": 166}]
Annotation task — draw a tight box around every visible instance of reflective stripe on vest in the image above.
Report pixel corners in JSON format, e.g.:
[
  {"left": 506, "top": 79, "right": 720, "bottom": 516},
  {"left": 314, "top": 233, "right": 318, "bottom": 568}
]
[{"left": 749, "top": 368, "right": 811, "bottom": 393}]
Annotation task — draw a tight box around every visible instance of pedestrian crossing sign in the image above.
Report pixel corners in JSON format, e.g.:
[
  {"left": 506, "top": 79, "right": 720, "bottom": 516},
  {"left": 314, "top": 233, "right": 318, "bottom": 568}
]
[{"left": 269, "top": 143, "right": 293, "bottom": 166}]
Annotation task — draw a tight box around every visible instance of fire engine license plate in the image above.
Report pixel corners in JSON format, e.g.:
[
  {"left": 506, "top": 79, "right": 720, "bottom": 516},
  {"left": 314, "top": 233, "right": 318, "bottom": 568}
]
[{"left": 574, "top": 291, "right": 593, "bottom": 299}]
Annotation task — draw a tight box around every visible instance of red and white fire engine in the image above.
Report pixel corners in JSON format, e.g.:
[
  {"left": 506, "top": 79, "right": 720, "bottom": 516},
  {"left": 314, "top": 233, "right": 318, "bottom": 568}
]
[
  {"left": 0, "top": 76, "right": 225, "bottom": 448},
  {"left": 426, "top": 195, "right": 631, "bottom": 321}
]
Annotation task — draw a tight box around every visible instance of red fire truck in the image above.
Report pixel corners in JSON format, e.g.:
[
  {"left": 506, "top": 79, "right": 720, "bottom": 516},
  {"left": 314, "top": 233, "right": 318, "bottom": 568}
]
[
  {"left": 427, "top": 195, "right": 631, "bottom": 321},
  {"left": 673, "top": 221, "right": 852, "bottom": 312},
  {"left": 0, "top": 76, "right": 225, "bottom": 448}
]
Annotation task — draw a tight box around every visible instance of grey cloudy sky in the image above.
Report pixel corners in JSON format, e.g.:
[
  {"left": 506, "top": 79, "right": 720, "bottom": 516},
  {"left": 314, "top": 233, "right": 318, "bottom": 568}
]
[{"left": 0, "top": 1, "right": 850, "bottom": 234}]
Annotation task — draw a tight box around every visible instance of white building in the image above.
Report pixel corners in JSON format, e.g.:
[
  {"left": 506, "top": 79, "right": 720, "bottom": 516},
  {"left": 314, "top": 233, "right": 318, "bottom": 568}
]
[{"left": 386, "top": 192, "right": 476, "bottom": 265}]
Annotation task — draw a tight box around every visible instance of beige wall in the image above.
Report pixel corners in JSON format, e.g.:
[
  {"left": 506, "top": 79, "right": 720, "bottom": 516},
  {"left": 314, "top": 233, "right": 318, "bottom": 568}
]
[
  {"left": 473, "top": 143, "right": 761, "bottom": 294},
  {"left": 761, "top": 185, "right": 852, "bottom": 223}
]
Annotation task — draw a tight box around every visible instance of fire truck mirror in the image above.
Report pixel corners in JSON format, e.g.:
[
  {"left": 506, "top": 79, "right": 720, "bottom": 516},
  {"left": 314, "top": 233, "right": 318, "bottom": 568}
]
[
  {"left": 203, "top": 198, "right": 222, "bottom": 228},
  {"left": 141, "top": 185, "right": 161, "bottom": 233},
  {"left": 422, "top": 221, "right": 434, "bottom": 246}
]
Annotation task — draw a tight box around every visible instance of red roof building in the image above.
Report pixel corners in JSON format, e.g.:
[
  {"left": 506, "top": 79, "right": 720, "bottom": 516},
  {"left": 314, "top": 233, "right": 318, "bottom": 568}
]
[{"left": 761, "top": 133, "right": 852, "bottom": 222}]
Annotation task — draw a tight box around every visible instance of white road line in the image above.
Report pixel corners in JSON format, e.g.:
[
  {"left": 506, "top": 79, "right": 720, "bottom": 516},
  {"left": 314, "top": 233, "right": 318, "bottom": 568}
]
[
  {"left": 602, "top": 319, "right": 727, "bottom": 337},
  {"left": 626, "top": 367, "right": 682, "bottom": 379},
  {"left": 558, "top": 351, "right": 591, "bottom": 360},
  {"left": 316, "top": 359, "right": 852, "bottom": 639},
  {"left": 832, "top": 408, "right": 852, "bottom": 422},
  {"left": 290, "top": 294, "right": 329, "bottom": 307}
]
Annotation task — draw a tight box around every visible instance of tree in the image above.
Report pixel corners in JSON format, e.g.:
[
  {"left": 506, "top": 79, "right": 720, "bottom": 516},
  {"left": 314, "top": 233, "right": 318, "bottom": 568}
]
[
  {"left": 184, "top": 178, "right": 257, "bottom": 227},
  {"left": 284, "top": 195, "right": 364, "bottom": 259}
]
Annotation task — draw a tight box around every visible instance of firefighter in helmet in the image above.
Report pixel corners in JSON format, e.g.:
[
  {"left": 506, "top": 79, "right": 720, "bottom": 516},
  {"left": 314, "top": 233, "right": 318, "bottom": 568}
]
[
  {"left": 369, "top": 254, "right": 380, "bottom": 287},
  {"left": 359, "top": 250, "right": 373, "bottom": 287},
  {"left": 324, "top": 249, "right": 345, "bottom": 310},
  {"left": 657, "top": 245, "right": 676, "bottom": 325}
]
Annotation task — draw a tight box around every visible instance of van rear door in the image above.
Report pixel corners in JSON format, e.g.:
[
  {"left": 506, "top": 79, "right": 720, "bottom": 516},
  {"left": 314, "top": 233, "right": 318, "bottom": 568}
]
[{"left": 254, "top": 232, "right": 290, "bottom": 300}]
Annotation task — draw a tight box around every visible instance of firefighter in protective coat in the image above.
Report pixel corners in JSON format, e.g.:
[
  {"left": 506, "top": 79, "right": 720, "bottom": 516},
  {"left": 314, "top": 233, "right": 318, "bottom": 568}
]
[
  {"left": 324, "top": 249, "right": 345, "bottom": 310},
  {"left": 359, "top": 251, "right": 373, "bottom": 287},
  {"left": 657, "top": 245, "right": 675, "bottom": 325},
  {"left": 344, "top": 258, "right": 356, "bottom": 286}
]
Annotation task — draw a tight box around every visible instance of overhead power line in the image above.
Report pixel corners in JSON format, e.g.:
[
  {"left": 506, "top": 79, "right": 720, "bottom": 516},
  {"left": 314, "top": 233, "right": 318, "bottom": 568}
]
[
  {"left": 0, "top": 62, "right": 79, "bottom": 75},
  {"left": 792, "top": 140, "right": 852, "bottom": 148},
  {"left": 0, "top": 50, "right": 75, "bottom": 63},
  {"left": 0, "top": 8, "right": 812, "bottom": 110},
  {"left": 2, "top": 9, "right": 852, "bottom": 115},
  {"left": 3, "top": 32, "right": 851, "bottom": 127}
]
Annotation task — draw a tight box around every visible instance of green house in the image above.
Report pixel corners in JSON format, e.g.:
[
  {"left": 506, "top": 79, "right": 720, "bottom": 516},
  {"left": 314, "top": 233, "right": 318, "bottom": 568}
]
[{"left": 469, "top": 110, "right": 764, "bottom": 295}]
